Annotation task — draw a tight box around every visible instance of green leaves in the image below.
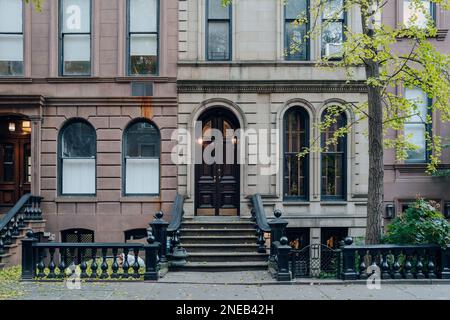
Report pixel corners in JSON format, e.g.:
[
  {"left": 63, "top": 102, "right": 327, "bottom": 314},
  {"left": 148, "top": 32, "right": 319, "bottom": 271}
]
[
  {"left": 383, "top": 198, "right": 450, "bottom": 248},
  {"left": 24, "top": 0, "right": 44, "bottom": 12}
]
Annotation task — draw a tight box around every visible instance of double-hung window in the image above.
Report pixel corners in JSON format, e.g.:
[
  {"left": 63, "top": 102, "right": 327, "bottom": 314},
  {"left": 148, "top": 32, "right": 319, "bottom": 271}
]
[
  {"left": 123, "top": 120, "right": 160, "bottom": 195},
  {"left": 59, "top": 120, "right": 96, "bottom": 195},
  {"left": 0, "top": 0, "right": 23, "bottom": 76},
  {"left": 403, "top": 0, "right": 436, "bottom": 28},
  {"left": 127, "top": 0, "right": 159, "bottom": 75},
  {"left": 60, "top": 0, "right": 91, "bottom": 76},
  {"left": 284, "top": 0, "right": 309, "bottom": 60},
  {"left": 206, "top": 0, "right": 231, "bottom": 61},
  {"left": 321, "top": 0, "right": 345, "bottom": 59},
  {"left": 404, "top": 88, "right": 431, "bottom": 163}
]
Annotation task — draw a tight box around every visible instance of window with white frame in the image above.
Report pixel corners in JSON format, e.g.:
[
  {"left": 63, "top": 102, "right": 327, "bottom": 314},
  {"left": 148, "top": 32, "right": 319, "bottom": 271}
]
[
  {"left": 403, "top": 0, "right": 435, "bottom": 28},
  {"left": 321, "top": 0, "right": 345, "bottom": 59},
  {"left": 59, "top": 120, "right": 96, "bottom": 195},
  {"left": 284, "top": 0, "right": 309, "bottom": 61},
  {"left": 206, "top": 0, "right": 231, "bottom": 61},
  {"left": 404, "top": 87, "right": 431, "bottom": 163},
  {"left": 124, "top": 120, "right": 160, "bottom": 195},
  {"left": 60, "top": 0, "right": 91, "bottom": 76},
  {"left": 0, "top": 0, "right": 23, "bottom": 76},
  {"left": 127, "top": 0, "right": 159, "bottom": 75}
]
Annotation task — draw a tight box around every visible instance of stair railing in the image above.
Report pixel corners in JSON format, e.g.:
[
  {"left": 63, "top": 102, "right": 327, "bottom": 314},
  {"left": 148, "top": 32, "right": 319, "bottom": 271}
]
[
  {"left": 167, "top": 194, "right": 186, "bottom": 254},
  {"left": 250, "top": 194, "right": 271, "bottom": 253},
  {"left": 0, "top": 194, "right": 43, "bottom": 255}
]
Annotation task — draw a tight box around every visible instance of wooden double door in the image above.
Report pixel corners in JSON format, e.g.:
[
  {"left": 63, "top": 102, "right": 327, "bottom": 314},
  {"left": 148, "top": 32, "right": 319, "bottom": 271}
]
[
  {"left": 0, "top": 136, "right": 31, "bottom": 206},
  {"left": 195, "top": 109, "right": 240, "bottom": 216}
]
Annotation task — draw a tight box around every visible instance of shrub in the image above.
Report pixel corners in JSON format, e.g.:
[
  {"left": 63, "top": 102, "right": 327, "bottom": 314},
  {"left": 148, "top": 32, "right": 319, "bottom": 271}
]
[{"left": 382, "top": 199, "right": 450, "bottom": 248}]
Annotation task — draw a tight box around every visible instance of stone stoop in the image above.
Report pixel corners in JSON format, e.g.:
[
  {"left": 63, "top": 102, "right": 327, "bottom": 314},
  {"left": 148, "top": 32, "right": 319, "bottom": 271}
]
[
  {"left": 172, "top": 217, "right": 269, "bottom": 272},
  {"left": 0, "top": 219, "right": 47, "bottom": 269}
]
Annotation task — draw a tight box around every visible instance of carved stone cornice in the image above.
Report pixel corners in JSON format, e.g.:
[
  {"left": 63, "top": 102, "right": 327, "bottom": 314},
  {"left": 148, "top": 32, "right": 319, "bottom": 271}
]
[
  {"left": 177, "top": 80, "right": 368, "bottom": 94},
  {"left": 0, "top": 95, "right": 45, "bottom": 108}
]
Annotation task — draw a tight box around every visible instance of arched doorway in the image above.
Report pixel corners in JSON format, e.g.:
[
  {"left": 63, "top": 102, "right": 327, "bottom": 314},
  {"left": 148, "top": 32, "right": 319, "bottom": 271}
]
[
  {"left": 0, "top": 115, "right": 31, "bottom": 207},
  {"left": 195, "top": 108, "right": 240, "bottom": 216}
]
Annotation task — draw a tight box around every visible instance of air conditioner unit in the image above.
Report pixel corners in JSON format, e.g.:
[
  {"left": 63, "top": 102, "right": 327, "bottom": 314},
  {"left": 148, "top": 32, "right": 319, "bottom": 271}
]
[{"left": 325, "top": 43, "right": 343, "bottom": 57}]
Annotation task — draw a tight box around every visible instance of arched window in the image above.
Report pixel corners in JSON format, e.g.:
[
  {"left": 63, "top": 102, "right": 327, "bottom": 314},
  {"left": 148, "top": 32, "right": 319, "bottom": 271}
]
[
  {"left": 123, "top": 120, "right": 160, "bottom": 195},
  {"left": 59, "top": 120, "right": 96, "bottom": 195},
  {"left": 321, "top": 108, "right": 347, "bottom": 200},
  {"left": 284, "top": 107, "right": 309, "bottom": 200}
]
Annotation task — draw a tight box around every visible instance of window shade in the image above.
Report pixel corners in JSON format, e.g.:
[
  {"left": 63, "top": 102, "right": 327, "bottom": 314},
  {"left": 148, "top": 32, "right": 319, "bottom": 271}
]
[
  {"left": 62, "top": 158, "right": 95, "bottom": 194},
  {"left": 63, "top": 34, "right": 91, "bottom": 61},
  {"left": 130, "top": 0, "right": 157, "bottom": 32},
  {"left": 0, "top": 0, "right": 22, "bottom": 32},
  {"left": 0, "top": 34, "right": 23, "bottom": 61},
  {"left": 125, "top": 158, "right": 159, "bottom": 194}
]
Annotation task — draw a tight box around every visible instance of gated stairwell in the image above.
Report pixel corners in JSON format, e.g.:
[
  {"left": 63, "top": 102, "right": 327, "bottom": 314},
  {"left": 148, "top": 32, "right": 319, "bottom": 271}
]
[{"left": 0, "top": 194, "right": 46, "bottom": 270}]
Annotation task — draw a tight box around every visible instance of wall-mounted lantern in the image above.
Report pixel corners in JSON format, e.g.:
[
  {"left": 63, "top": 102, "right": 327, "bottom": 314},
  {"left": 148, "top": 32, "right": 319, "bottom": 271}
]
[
  {"left": 444, "top": 203, "right": 450, "bottom": 219},
  {"left": 385, "top": 204, "right": 395, "bottom": 219},
  {"left": 22, "top": 121, "right": 31, "bottom": 133},
  {"left": 8, "top": 122, "right": 16, "bottom": 132}
]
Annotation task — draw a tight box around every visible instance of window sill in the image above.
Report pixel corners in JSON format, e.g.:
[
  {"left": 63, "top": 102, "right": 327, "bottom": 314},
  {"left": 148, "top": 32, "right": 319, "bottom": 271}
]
[
  {"left": 396, "top": 28, "right": 448, "bottom": 41},
  {"left": 320, "top": 201, "right": 348, "bottom": 206},
  {"left": 0, "top": 77, "right": 33, "bottom": 83},
  {"left": 282, "top": 201, "right": 311, "bottom": 206},
  {"left": 120, "top": 197, "right": 161, "bottom": 203},
  {"left": 55, "top": 197, "right": 98, "bottom": 203}
]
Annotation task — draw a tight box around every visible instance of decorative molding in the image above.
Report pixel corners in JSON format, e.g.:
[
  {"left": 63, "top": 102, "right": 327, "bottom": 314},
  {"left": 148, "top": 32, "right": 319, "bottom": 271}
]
[
  {"left": 178, "top": 80, "right": 368, "bottom": 94},
  {"left": 0, "top": 95, "right": 45, "bottom": 108},
  {"left": 0, "top": 77, "right": 177, "bottom": 84},
  {"left": 384, "top": 163, "right": 450, "bottom": 174},
  {"left": 0, "top": 95, "right": 177, "bottom": 107}
]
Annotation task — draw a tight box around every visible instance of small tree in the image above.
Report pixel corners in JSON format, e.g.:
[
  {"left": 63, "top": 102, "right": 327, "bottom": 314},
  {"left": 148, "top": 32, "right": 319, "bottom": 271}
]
[{"left": 382, "top": 198, "right": 450, "bottom": 247}]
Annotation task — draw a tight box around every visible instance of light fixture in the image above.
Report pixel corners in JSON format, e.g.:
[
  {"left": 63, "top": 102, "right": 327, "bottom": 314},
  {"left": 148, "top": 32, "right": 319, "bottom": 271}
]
[
  {"left": 385, "top": 204, "right": 395, "bottom": 219},
  {"left": 197, "top": 137, "right": 203, "bottom": 145},
  {"left": 8, "top": 122, "right": 16, "bottom": 132},
  {"left": 22, "top": 121, "right": 31, "bottom": 133},
  {"left": 444, "top": 203, "right": 450, "bottom": 219}
]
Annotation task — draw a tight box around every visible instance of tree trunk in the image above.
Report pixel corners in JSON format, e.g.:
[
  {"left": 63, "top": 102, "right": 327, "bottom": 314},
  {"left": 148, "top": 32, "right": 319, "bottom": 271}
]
[{"left": 365, "top": 58, "right": 384, "bottom": 244}]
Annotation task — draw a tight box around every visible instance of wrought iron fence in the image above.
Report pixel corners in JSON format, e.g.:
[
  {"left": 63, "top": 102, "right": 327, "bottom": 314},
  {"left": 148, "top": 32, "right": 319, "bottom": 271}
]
[{"left": 290, "top": 244, "right": 341, "bottom": 279}]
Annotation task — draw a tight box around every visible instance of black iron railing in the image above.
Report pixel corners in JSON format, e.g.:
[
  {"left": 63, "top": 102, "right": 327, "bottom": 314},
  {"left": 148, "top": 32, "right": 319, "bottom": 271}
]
[
  {"left": 0, "top": 194, "right": 43, "bottom": 255},
  {"left": 341, "top": 239, "right": 450, "bottom": 280},
  {"left": 250, "top": 194, "right": 271, "bottom": 253},
  {"left": 21, "top": 230, "right": 160, "bottom": 281},
  {"left": 167, "top": 194, "right": 185, "bottom": 253}
]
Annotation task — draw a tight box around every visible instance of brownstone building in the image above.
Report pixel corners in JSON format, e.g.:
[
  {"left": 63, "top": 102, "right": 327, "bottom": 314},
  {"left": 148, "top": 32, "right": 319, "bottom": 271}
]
[
  {"left": 0, "top": 0, "right": 178, "bottom": 242},
  {"left": 382, "top": 0, "right": 450, "bottom": 222}
]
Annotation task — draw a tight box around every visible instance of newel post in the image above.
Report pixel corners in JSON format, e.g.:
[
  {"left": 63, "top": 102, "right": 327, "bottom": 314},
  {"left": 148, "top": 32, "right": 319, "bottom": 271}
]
[
  {"left": 341, "top": 237, "right": 357, "bottom": 280},
  {"left": 268, "top": 209, "right": 288, "bottom": 260},
  {"left": 276, "top": 237, "right": 292, "bottom": 281},
  {"left": 21, "top": 230, "right": 38, "bottom": 280},
  {"left": 441, "top": 245, "right": 450, "bottom": 279},
  {"left": 150, "top": 211, "right": 169, "bottom": 263},
  {"left": 144, "top": 228, "right": 160, "bottom": 281}
]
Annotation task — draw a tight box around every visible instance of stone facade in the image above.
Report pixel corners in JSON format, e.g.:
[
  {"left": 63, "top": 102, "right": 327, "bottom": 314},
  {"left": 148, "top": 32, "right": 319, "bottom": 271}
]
[{"left": 178, "top": 0, "right": 370, "bottom": 245}]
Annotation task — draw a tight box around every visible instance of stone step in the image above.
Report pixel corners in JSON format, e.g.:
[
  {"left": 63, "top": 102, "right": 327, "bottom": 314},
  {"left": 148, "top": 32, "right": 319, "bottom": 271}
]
[
  {"left": 182, "top": 243, "right": 259, "bottom": 253},
  {"left": 171, "top": 261, "right": 268, "bottom": 272},
  {"left": 187, "top": 252, "right": 269, "bottom": 263},
  {"left": 180, "top": 228, "right": 256, "bottom": 237},
  {"left": 180, "top": 235, "right": 257, "bottom": 245},
  {"left": 181, "top": 221, "right": 255, "bottom": 230}
]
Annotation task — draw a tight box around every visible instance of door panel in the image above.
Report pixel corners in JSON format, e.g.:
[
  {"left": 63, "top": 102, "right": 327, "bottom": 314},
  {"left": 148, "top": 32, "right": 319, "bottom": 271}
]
[
  {"left": 195, "top": 110, "right": 240, "bottom": 216},
  {"left": 0, "top": 137, "right": 31, "bottom": 206}
]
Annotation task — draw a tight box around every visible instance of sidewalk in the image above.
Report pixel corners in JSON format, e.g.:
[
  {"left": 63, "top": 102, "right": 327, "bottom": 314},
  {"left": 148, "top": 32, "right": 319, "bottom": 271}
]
[{"left": 4, "top": 271, "right": 450, "bottom": 300}]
